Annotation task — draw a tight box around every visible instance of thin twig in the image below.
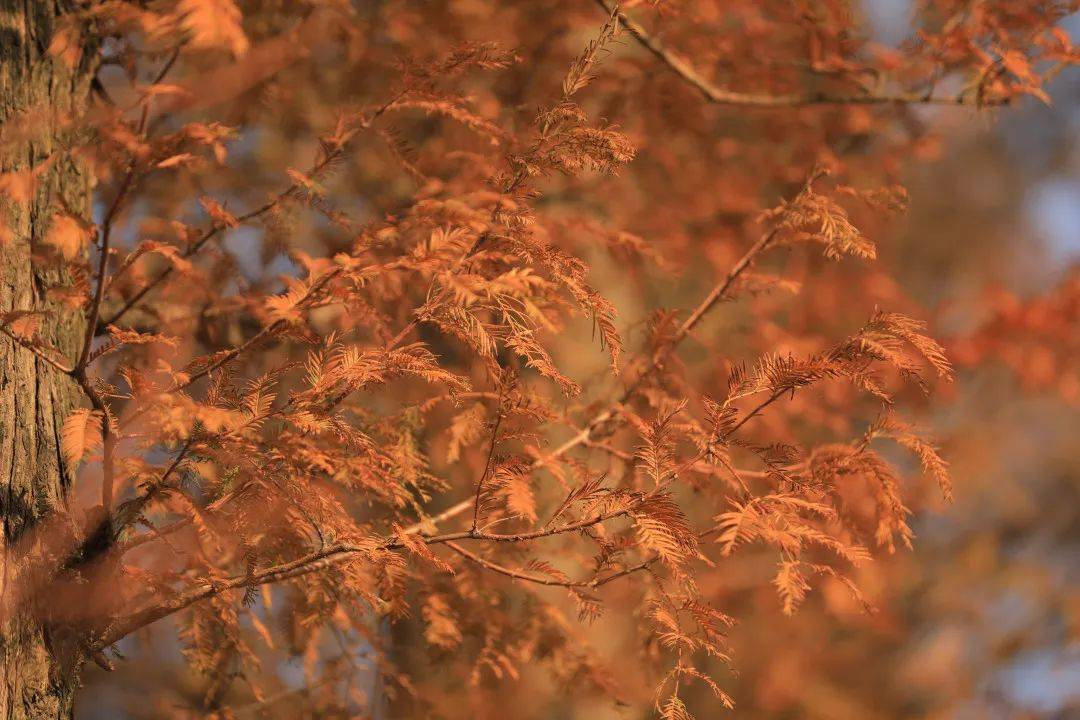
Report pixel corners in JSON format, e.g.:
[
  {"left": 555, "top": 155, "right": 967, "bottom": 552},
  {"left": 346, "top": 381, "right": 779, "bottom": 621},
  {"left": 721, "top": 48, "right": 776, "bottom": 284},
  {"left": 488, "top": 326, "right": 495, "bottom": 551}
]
[
  {"left": 471, "top": 390, "right": 506, "bottom": 532},
  {"left": 73, "top": 372, "right": 116, "bottom": 511},
  {"left": 77, "top": 170, "right": 134, "bottom": 371},
  {"left": 79, "top": 48, "right": 181, "bottom": 362},
  {"left": 445, "top": 541, "right": 591, "bottom": 588},
  {"left": 0, "top": 326, "right": 74, "bottom": 374}
]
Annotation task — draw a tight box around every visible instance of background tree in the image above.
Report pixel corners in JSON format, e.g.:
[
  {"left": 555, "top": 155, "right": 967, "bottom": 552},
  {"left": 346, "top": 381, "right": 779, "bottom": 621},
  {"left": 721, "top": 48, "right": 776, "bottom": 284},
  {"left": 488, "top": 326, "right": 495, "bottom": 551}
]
[{"left": 0, "top": 1, "right": 1075, "bottom": 718}]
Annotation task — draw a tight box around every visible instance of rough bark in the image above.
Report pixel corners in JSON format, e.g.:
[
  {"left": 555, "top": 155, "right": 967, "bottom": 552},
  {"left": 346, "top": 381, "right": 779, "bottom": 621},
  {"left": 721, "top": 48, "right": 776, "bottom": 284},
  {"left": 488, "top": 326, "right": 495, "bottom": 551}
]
[{"left": 0, "top": 1, "right": 95, "bottom": 717}]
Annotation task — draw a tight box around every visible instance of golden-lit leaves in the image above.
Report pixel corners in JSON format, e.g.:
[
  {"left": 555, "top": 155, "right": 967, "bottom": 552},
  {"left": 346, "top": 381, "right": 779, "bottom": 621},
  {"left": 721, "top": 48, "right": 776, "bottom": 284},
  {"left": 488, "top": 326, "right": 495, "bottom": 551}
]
[
  {"left": 176, "top": 0, "right": 249, "bottom": 57},
  {"left": 108, "top": 326, "right": 179, "bottom": 350},
  {"left": 199, "top": 196, "right": 238, "bottom": 229},
  {"left": 91, "top": 325, "right": 180, "bottom": 364},
  {"left": 61, "top": 408, "right": 104, "bottom": 468},
  {"left": 421, "top": 266, "right": 582, "bottom": 395},
  {"left": 866, "top": 417, "right": 953, "bottom": 502},
  {"left": 773, "top": 560, "right": 811, "bottom": 616},
  {"left": 395, "top": 525, "right": 454, "bottom": 574},
  {"left": 716, "top": 494, "right": 836, "bottom": 556},
  {"left": 859, "top": 311, "right": 954, "bottom": 380},
  {"left": 765, "top": 178, "right": 877, "bottom": 260},
  {"left": 715, "top": 491, "right": 870, "bottom": 613},
  {"left": 286, "top": 167, "right": 326, "bottom": 198},
  {"left": 0, "top": 167, "right": 42, "bottom": 206},
  {"left": 660, "top": 695, "right": 694, "bottom": 720},
  {"left": 445, "top": 403, "right": 486, "bottom": 463},
  {"left": 263, "top": 278, "right": 312, "bottom": 324},
  {"left": 46, "top": 20, "right": 83, "bottom": 69},
  {"left": 43, "top": 214, "right": 92, "bottom": 261},
  {"left": 491, "top": 458, "right": 537, "bottom": 522},
  {"left": 651, "top": 601, "right": 736, "bottom": 715},
  {"left": 806, "top": 442, "right": 915, "bottom": 553},
  {"left": 562, "top": 5, "right": 620, "bottom": 98},
  {"left": 542, "top": 123, "right": 636, "bottom": 176},
  {"left": 422, "top": 594, "right": 463, "bottom": 650},
  {"left": 726, "top": 352, "right": 841, "bottom": 404},
  {"left": 387, "top": 98, "right": 507, "bottom": 145},
  {"left": 109, "top": 241, "right": 193, "bottom": 286},
  {"left": 633, "top": 492, "right": 697, "bottom": 568},
  {"left": 146, "top": 394, "right": 244, "bottom": 440},
  {"left": 155, "top": 153, "right": 196, "bottom": 170},
  {"left": 834, "top": 311, "right": 955, "bottom": 394},
  {"left": 312, "top": 342, "right": 470, "bottom": 398},
  {"left": 185, "top": 122, "right": 232, "bottom": 158},
  {"left": 0, "top": 310, "right": 45, "bottom": 341},
  {"left": 676, "top": 664, "right": 735, "bottom": 709}
]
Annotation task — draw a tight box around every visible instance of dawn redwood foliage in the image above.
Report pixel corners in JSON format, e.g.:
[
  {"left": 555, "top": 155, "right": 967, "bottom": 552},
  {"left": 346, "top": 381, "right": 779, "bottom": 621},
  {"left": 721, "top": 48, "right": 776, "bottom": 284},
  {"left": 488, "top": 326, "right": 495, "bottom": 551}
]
[{"left": 0, "top": 0, "right": 1075, "bottom": 717}]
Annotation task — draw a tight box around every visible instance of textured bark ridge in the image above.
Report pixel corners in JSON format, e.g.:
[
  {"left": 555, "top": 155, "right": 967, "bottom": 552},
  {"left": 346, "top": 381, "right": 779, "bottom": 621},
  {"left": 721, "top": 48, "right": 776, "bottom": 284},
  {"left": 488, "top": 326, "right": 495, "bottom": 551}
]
[{"left": 0, "top": 2, "right": 95, "bottom": 717}]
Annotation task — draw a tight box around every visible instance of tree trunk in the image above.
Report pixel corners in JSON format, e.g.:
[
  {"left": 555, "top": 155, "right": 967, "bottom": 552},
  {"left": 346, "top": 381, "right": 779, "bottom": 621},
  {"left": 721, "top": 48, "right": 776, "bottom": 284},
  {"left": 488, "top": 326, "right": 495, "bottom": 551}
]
[{"left": 0, "top": 1, "right": 95, "bottom": 717}]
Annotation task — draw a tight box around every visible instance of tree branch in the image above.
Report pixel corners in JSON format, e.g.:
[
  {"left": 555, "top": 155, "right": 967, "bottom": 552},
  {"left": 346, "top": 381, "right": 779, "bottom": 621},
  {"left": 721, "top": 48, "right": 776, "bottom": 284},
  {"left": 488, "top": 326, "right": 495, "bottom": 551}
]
[
  {"left": 94, "top": 502, "right": 640, "bottom": 648},
  {"left": 82, "top": 48, "right": 180, "bottom": 350},
  {"left": 594, "top": 0, "right": 1007, "bottom": 108},
  {"left": 445, "top": 541, "right": 592, "bottom": 587},
  {"left": 73, "top": 371, "right": 116, "bottom": 511},
  {"left": 471, "top": 394, "right": 505, "bottom": 532},
  {"left": 0, "top": 325, "right": 74, "bottom": 374},
  {"left": 77, "top": 170, "right": 134, "bottom": 371}
]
